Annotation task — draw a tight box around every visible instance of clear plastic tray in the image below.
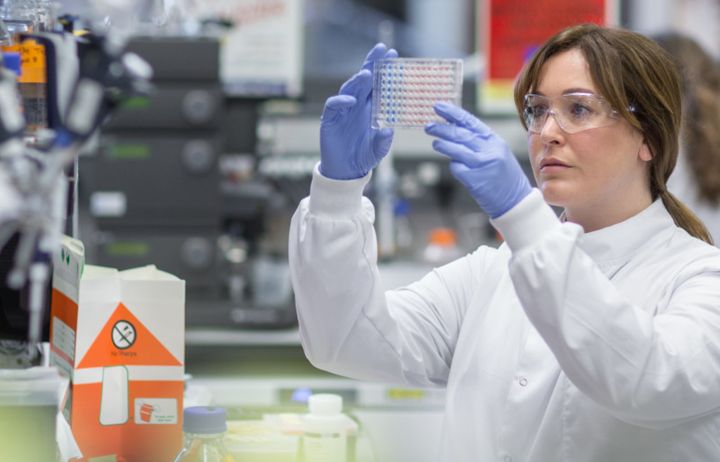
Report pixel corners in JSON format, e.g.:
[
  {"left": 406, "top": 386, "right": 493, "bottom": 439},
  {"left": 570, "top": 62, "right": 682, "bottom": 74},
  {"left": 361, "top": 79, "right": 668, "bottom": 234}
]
[{"left": 372, "top": 58, "right": 463, "bottom": 129}]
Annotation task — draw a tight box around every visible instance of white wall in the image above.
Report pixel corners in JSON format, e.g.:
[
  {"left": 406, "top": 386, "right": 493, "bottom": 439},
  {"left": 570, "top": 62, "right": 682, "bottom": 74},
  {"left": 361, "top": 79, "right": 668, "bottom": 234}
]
[{"left": 629, "top": 0, "right": 720, "bottom": 58}]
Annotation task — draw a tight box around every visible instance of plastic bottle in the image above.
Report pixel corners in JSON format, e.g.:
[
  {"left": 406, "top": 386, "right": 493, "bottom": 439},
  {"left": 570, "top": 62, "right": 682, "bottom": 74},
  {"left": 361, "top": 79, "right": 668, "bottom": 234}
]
[
  {"left": 173, "top": 406, "right": 236, "bottom": 462},
  {"left": 422, "top": 227, "right": 463, "bottom": 266},
  {"left": 302, "top": 394, "right": 348, "bottom": 462}
]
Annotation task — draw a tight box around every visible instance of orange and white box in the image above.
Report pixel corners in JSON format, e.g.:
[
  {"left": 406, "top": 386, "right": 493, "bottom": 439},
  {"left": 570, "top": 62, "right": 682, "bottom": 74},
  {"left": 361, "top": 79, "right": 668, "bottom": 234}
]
[{"left": 50, "top": 236, "right": 185, "bottom": 462}]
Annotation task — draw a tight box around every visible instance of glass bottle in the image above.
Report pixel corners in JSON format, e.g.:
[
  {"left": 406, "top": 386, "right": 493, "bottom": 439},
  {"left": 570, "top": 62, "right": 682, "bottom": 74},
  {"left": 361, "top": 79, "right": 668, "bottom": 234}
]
[{"left": 173, "top": 406, "right": 235, "bottom": 462}]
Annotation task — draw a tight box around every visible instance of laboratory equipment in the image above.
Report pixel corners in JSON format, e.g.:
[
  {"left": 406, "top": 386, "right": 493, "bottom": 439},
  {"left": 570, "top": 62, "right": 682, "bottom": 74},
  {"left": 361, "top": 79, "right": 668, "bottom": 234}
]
[
  {"left": 0, "top": 26, "right": 152, "bottom": 359},
  {"left": 0, "top": 23, "right": 147, "bottom": 460},
  {"left": 80, "top": 36, "right": 295, "bottom": 330},
  {"left": 1, "top": 0, "right": 57, "bottom": 138},
  {"left": 422, "top": 227, "right": 463, "bottom": 265},
  {"left": 174, "top": 406, "right": 235, "bottom": 462},
  {"left": 372, "top": 58, "right": 463, "bottom": 129},
  {"left": 79, "top": 35, "right": 223, "bottom": 316}
]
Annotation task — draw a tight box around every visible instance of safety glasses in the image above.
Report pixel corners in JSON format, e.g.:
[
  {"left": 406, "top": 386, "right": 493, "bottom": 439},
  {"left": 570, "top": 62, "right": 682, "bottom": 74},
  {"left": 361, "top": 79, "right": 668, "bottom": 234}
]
[{"left": 523, "top": 92, "right": 626, "bottom": 134}]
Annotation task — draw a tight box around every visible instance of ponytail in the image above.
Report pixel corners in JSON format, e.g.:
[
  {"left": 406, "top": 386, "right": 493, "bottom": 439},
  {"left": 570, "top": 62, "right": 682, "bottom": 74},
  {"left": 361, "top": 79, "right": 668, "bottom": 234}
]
[{"left": 659, "top": 189, "right": 714, "bottom": 244}]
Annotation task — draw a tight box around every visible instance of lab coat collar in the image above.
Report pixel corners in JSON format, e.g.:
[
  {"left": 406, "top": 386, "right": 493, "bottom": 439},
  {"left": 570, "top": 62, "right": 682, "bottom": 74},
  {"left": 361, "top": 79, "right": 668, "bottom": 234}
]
[{"left": 577, "top": 199, "right": 675, "bottom": 264}]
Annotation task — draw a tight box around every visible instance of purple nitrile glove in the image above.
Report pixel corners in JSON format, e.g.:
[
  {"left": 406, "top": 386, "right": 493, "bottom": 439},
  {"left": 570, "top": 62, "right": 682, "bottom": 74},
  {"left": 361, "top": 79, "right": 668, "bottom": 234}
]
[
  {"left": 425, "top": 102, "right": 532, "bottom": 218},
  {"left": 319, "top": 43, "right": 398, "bottom": 180}
]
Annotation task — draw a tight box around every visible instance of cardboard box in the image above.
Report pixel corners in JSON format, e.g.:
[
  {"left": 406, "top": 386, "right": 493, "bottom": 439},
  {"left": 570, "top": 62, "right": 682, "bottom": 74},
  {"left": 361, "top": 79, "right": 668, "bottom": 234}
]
[{"left": 50, "top": 236, "right": 185, "bottom": 461}]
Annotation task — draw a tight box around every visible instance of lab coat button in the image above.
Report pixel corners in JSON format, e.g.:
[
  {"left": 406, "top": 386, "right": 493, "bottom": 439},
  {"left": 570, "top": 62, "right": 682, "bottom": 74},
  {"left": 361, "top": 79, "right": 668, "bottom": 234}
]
[
  {"left": 503, "top": 455, "right": 513, "bottom": 462},
  {"left": 518, "top": 377, "right": 528, "bottom": 387}
]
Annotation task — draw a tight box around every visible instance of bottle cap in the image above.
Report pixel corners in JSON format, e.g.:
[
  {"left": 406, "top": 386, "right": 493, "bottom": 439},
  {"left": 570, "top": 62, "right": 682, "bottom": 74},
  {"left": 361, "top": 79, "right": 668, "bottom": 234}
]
[
  {"left": 183, "top": 406, "right": 227, "bottom": 434},
  {"left": 3, "top": 52, "right": 21, "bottom": 77},
  {"left": 308, "top": 394, "right": 342, "bottom": 415},
  {"left": 428, "top": 227, "right": 457, "bottom": 247},
  {"left": 393, "top": 199, "right": 411, "bottom": 216}
]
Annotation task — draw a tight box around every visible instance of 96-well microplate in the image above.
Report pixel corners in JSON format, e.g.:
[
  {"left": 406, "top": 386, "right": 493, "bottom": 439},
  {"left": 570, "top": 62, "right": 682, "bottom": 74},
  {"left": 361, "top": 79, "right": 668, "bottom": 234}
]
[{"left": 372, "top": 58, "right": 463, "bottom": 129}]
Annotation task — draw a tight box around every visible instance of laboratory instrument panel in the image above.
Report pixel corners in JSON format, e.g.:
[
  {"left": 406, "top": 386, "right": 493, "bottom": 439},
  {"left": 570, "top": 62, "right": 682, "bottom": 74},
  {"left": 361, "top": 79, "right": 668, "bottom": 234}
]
[{"left": 79, "top": 36, "right": 296, "bottom": 330}]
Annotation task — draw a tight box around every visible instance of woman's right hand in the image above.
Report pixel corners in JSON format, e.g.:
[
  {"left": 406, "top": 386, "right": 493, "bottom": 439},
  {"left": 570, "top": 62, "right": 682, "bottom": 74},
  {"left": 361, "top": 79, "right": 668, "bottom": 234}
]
[{"left": 319, "top": 43, "right": 398, "bottom": 180}]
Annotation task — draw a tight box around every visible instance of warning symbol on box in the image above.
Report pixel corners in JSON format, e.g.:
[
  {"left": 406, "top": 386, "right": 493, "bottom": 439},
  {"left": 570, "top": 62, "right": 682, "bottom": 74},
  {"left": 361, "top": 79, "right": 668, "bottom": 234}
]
[
  {"left": 112, "top": 320, "right": 136, "bottom": 350},
  {"left": 79, "top": 303, "right": 182, "bottom": 368}
]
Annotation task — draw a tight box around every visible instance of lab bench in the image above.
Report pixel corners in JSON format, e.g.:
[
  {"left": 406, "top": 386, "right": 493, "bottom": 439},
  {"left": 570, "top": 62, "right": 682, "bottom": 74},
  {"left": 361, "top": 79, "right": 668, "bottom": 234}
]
[{"left": 185, "top": 344, "right": 445, "bottom": 462}]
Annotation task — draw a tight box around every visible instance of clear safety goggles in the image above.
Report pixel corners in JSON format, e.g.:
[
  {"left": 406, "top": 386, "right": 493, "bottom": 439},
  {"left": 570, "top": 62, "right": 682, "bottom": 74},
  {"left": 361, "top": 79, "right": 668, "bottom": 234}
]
[{"left": 522, "top": 92, "right": 626, "bottom": 134}]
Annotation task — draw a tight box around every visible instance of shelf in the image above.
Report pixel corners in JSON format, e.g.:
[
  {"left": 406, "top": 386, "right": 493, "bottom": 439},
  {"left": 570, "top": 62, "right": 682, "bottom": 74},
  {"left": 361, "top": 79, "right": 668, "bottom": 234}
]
[
  {"left": 258, "top": 115, "right": 529, "bottom": 160},
  {"left": 186, "top": 328, "right": 301, "bottom": 346}
]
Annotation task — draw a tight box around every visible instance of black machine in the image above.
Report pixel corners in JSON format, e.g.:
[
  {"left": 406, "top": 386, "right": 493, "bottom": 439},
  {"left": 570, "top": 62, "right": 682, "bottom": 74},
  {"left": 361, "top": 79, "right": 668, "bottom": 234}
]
[{"left": 79, "top": 36, "right": 296, "bottom": 330}]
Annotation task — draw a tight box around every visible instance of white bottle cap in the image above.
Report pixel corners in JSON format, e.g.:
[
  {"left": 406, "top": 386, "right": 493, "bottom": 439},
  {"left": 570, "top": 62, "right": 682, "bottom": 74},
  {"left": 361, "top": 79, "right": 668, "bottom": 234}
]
[{"left": 308, "top": 393, "right": 343, "bottom": 415}]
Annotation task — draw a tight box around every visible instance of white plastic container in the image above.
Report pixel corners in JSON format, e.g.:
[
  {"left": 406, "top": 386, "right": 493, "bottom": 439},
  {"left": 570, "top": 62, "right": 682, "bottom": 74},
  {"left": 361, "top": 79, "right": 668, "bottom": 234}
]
[
  {"left": 302, "top": 394, "right": 348, "bottom": 462},
  {"left": 421, "top": 227, "right": 464, "bottom": 266}
]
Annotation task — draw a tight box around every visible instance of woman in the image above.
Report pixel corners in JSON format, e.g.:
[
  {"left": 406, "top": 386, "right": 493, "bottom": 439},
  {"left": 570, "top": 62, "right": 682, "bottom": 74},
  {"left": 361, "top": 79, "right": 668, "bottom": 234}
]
[
  {"left": 655, "top": 32, "right": 720, "bottom": 245},
  {"left": 289, "top": 24, "right": 720, "bottom": 461}
]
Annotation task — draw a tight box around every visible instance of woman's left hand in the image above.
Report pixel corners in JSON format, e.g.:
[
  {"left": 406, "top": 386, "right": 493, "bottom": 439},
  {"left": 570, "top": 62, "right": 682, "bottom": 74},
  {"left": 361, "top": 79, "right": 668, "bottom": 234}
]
[{"left": 425, "top": 102, "right": 532, "bottom": 218}]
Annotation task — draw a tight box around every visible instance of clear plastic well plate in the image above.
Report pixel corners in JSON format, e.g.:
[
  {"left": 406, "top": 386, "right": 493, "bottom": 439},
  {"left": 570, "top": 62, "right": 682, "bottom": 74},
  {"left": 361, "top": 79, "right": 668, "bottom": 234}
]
[{"left": 372, "top": 58, "right": 463, "bottom": 129}]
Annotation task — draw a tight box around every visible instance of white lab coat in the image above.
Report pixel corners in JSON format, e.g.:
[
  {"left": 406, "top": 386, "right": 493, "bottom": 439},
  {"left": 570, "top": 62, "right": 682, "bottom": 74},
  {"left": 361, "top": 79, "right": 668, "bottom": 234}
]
[{"left": 289, "top": 165, "right": 720, "bottom": 462}]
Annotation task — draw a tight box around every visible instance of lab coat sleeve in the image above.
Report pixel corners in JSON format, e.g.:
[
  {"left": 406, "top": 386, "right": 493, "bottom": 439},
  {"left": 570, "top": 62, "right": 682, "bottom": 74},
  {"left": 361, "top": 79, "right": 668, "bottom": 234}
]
[
  {"left": 492, "top": 189, "right": 720, "bottom": 429},
  {"left": 289, "top": 165, "right": 488, "bottom": 387}
]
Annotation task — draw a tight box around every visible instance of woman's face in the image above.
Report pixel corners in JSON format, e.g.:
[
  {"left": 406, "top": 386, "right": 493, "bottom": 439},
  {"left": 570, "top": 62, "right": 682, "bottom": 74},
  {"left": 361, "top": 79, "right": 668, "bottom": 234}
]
[{"left": 528, "top": 48, "right": 652, "bottom": 225}]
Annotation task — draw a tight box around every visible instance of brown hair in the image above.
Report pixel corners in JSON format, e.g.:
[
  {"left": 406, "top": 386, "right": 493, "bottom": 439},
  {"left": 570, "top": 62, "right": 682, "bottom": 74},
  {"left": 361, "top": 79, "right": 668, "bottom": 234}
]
[
  {"left": 513, "top": 24, "right": 713, "bottom": 244},
  {"left": 654, "top": 33, "right": 720, "bottom": 206}
]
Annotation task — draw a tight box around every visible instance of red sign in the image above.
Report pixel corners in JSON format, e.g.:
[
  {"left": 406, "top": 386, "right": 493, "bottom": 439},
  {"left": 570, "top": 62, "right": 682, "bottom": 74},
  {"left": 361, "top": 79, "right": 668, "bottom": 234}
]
[{"left": 479, "top": 0, "right": 617, "bottom": 112}]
